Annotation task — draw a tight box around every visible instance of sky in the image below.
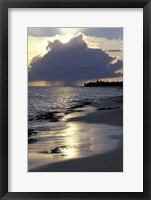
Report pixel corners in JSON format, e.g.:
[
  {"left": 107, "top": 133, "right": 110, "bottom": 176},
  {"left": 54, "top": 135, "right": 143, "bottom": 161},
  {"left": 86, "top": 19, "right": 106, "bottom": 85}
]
[{"left": 28, "top": 27, "right": 123, "bottom": 86}]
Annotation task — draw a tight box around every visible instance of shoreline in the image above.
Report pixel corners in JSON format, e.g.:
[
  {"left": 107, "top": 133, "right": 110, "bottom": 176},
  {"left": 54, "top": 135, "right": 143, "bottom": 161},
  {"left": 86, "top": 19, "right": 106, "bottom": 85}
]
[
  {"left": 30, "top": 143, "right": 123, "bottom": 172},
  {"left": 68, "top": 96, "right": 123, "bottom": 126},
  {"left": 29, "top": 96, "right": 123, "bottom": 172}
]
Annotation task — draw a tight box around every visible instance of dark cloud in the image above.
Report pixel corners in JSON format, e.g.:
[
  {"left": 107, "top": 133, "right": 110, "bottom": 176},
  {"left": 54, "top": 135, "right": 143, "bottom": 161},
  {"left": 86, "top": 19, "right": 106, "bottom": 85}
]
[{"left": 29, "top": 34, "right": 123, "bottom": 86}]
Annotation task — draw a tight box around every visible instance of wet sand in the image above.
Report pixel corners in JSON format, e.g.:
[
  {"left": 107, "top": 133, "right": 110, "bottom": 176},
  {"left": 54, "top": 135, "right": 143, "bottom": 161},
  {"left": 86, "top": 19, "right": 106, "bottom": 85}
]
[
  {"left": 30, "top": 144, "right": 123, "bottom": 172},
  {"left": 70, "top": 96, "right": 123, "bottom": 126}
]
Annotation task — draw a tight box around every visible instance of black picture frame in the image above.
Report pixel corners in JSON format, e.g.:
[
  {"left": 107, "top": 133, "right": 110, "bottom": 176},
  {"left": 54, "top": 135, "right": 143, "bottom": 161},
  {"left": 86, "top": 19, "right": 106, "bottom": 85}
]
[{"left": 0, "top": 0, "right": 150, "bottom": 199}]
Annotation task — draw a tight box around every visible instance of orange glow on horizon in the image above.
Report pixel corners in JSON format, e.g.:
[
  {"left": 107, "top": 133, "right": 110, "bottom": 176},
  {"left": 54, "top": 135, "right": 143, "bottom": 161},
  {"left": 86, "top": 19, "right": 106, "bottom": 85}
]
[{"left": 28, "top": 81, "right": 65, "bottom": 87}]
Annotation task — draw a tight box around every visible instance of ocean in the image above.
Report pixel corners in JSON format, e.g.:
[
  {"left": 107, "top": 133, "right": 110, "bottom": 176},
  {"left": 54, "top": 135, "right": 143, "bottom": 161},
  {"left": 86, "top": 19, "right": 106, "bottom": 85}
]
[{"left": 29, "top": 86, "right": 122, "bottom": 118}]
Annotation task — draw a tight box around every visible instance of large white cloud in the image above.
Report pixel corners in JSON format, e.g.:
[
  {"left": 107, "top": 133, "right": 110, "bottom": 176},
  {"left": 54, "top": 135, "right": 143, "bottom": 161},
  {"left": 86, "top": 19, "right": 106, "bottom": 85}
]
[{"left": 29, "top": 34, "right": 123, "bottom": 86}]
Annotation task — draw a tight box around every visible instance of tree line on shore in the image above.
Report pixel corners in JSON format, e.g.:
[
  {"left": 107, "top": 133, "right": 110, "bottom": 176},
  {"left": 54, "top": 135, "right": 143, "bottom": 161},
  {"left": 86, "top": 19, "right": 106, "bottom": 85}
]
[{"left": 84, "top": 80, "right": 123, "bottom": 87}]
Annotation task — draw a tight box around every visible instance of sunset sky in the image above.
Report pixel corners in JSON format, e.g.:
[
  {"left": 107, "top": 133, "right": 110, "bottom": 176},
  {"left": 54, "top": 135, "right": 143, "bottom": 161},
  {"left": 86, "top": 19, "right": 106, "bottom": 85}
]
[{"left": 28, "top": 28, "right": 123, "bottom": 86}]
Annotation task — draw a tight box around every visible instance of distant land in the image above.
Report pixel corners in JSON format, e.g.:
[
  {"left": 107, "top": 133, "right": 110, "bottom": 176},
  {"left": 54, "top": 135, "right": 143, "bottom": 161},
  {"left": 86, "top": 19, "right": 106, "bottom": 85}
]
[{"left": 84, "top": 80, "right": 123, "bottom": 87}]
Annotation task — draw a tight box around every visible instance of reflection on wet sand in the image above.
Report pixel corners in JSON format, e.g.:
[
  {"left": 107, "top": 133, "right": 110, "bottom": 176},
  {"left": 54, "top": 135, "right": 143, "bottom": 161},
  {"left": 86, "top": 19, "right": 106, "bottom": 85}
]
[{"left": 28, "top": 121, "right": 122, "bottom": 171}]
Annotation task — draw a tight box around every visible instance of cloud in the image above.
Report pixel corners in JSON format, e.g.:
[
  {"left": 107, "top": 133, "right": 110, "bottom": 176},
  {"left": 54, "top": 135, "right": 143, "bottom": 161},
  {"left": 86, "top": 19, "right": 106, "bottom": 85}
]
[
  {"left": 29, "top": 34, "right": 123, "bottom": 86},
  {"left": 28, "top": 28, "right": 85, "bottom": 37},
  {"left": 106, "top": 49, "right": 123, "bottom": 52},
  {"left": 28, "top": 27, "right": 59, "bottom": 37},
  {"left": 30, "top": 55, "right": 42, "bottom": 64},
  {"left": 28, "top": 33, "right": 123, "bottom": 65},
  {"left": 83, "top": 28, "right": 123, "bottom": 39},
  {"left": 83, "top": 35, "right": 123, "bottom": 52}
]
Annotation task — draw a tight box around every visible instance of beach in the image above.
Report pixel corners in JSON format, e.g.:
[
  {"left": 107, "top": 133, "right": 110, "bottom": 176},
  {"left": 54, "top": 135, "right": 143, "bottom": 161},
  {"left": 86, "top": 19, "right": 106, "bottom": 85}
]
[
  {"left": 68, "top": 96, "right": 123, "bottom": 127},
  {"left": 31, "top": 145, "right": 123, "bottom": 172},
  {"left": 29, "top": 95, "right": 123, "bottom": 172}
]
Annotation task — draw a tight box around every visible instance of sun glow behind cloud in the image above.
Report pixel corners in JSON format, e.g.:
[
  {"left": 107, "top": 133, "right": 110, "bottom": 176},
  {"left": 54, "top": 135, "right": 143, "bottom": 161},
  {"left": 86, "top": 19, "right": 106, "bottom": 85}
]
[
  {"left": 28, "top": 33, "right": 123, "bottom": 65},
  {"left": 59, "top": 28, "right": 84, "bottom": 35},
  {"left": 28, "top": 37, "right": 48, "bottom": 66},
  {"left": 28, "top": 34, "right": 76, "bottom": 65}
]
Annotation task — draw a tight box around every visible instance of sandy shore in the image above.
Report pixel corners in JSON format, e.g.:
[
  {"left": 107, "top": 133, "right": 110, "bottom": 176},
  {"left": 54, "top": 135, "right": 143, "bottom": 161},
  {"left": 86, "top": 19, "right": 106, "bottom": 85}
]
[
  {"left": 30, "top": 144, "right": 123, "bottom": 172},
  {"left": 68, "top": 96, "right": 123, "bottom": 127},
  {"left": 30, "top": 96, "right": 123, "bottom": 172}
]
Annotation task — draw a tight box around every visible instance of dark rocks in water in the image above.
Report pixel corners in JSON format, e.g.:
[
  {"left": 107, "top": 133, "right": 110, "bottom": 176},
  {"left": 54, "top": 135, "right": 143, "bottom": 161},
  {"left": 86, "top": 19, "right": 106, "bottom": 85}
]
[
  {"left": 50, "top": 145, "right": 76, "bottom": 154},
  {"left": 72, "top": 109, "right": 84, "bottom": 113},
  {"left": 64, "top": 110, "right": 70, "bottom": 114},
  {"left": 49, "top": 117, "right": 59, "bottom": 122},
  {"left": 35, "top": 112, "right": 62, "bottom": 122},
  {"left": 50, "top": 145, "right": 77, "bottom": 154},
  {"left": 71, "top": 102, "right": 92, "bottom": 110},
  {"left": 114, "top": 106, "right": 121, "bottom": 109},
  {"left": 28, "top": 129, "right": 37, "bottom": 136},
  {"left": 28, "top": 138, "right": 37, "bottom": 144},
  {"left": 35, "top": 102, "right": 92, "bottom": 119},
  {"left": 83, "top": 101, "right": 92, "bottom": 105},
  {"left": 28, "top": 129, "right": 38, "bottom": 143},
  {"left": 71, "top": 104, "right": 84, "bottom": 109},
  {"left": 65, "top": 101, "right": 92, "bottom": 115},
  {"left": 64, "top": 111, "right": 71, "bottom": 115},
  {"left": 97, "top": 107, "right": 106, "bottom": 111},
  {"left": 97, "top": 106, "right": 120, "bottom": 111},
  {"left": 29, "top": 118, "right": 34, "bottom": 121},
  {"left": 36, "top": 113, "right": 54, "bottom": 120},
  {"left": 51, "top": 146, "right": 68, "bottom": 154},
  {"left": 65, "top": 109, "right": 84, "bottom": 115},
  {"left": 51, "top": 147, "right": 61, "bottom": 154}
]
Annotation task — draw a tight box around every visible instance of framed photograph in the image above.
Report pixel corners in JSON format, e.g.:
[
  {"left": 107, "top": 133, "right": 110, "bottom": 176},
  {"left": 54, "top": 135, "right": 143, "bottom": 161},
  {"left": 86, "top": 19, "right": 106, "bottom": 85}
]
[{"left": 0, "top": 0, "right": 150, "bottom": 199}]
